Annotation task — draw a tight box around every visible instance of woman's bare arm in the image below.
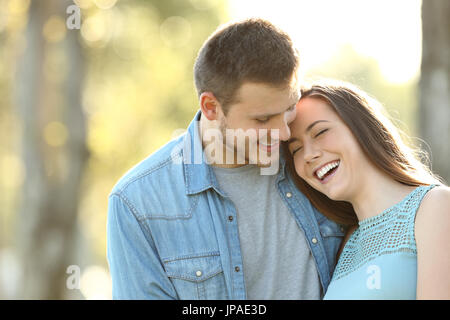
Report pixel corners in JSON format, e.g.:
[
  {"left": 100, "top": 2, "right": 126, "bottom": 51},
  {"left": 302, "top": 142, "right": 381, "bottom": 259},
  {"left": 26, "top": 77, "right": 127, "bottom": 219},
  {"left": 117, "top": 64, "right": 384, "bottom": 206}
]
[{"left": 415, "top": 186, "right": 450, "bottom": 300}]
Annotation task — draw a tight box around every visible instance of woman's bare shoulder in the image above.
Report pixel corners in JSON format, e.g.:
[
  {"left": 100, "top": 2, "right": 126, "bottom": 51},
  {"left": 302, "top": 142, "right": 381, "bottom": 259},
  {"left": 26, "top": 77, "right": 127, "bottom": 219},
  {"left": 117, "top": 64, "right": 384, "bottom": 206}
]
[
  {"left": 415, "top": 185, "right": 450, "bottom": 299},
  {"left": 417, "top": 185, "right": 450, "bottom": 217},
  {"left": 415, "top": 185, "right": 450, "bottom": 242}
]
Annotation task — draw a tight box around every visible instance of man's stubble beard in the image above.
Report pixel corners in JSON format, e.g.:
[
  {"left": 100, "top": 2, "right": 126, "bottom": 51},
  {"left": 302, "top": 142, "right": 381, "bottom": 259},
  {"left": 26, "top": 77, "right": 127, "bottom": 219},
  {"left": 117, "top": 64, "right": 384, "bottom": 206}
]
[{"left": 218, "top": 116, "right": 276, "bottom": 168}]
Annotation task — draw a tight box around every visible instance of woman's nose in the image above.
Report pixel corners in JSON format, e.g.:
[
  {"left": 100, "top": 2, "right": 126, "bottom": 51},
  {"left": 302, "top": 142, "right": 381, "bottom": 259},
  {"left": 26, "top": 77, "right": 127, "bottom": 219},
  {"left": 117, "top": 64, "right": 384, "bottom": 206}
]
[{"left": 303, "top": 143, "right": 321, "bottom": 163}]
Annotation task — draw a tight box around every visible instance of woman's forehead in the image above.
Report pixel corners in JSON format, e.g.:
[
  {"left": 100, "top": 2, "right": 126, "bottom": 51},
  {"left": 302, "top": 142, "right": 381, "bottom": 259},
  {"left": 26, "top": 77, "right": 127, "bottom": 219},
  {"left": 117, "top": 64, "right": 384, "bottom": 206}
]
[{"left": 293, "top": 97, "right": 336, "bottom": 127}]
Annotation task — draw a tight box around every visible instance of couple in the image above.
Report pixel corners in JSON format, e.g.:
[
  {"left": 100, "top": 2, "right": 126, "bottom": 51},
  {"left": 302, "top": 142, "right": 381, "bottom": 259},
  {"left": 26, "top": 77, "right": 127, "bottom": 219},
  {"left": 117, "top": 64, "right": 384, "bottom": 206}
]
[{"left": 107, "top": 18, "right": 450, "bottom": 299}]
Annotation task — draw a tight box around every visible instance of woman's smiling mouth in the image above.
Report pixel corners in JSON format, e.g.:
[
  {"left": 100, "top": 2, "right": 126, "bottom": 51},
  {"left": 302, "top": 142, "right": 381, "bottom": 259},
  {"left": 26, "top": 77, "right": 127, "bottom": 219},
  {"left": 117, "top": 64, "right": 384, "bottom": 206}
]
[{"left": 313, "top": 160, "right": 340, "bottom": 183}]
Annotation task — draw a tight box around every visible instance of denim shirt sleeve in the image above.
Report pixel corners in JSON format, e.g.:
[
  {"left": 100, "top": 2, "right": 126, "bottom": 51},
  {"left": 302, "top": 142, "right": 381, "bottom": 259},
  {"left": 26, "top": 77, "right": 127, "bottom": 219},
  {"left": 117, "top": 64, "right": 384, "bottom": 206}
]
[{"left": 107, "top": 193, "right": 178, "bottom": 299}]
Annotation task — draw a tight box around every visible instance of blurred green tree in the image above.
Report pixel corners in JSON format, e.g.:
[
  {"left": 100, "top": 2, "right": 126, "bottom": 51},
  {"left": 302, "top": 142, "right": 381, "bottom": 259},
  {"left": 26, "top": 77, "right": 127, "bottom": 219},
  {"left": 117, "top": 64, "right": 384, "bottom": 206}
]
[
  {"left": 419, "top": 0, "right": 450, "bottom": 183},
  {"left": 14, "top": 0, "right": 88, "bottom": 299},
  {"left": 6, "top": 0, "right": 228, "bottom": 299}
]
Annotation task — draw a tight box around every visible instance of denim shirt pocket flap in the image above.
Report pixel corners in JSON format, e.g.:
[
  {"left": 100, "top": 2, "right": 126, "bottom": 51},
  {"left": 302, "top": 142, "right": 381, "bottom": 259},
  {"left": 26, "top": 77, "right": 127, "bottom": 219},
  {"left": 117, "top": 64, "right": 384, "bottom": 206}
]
[
  {"left": 163, "top": 253, "right": 223, "bottom": 283},
  {"left": 319, "top": 219, "right": 345, "bottom": 237}
]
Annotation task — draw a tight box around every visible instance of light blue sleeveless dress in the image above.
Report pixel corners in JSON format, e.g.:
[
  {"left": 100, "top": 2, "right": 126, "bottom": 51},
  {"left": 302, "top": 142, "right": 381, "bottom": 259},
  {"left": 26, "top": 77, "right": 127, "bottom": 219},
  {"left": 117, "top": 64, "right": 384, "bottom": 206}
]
[{"left": 323, "top": 184, "right": 437, "bottom": 300}]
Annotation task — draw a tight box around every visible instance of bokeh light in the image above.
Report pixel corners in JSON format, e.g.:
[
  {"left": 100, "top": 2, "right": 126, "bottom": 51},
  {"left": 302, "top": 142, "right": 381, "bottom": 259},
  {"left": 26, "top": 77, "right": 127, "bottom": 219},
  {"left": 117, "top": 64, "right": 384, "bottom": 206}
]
[
  {"left": 80, "top": 265, "right": 112, "bottom": 299},
  {"left": 0, "top": 153, "right": 25, "bottom": 189},
  {"left": 160, "top": 16, "right": 193, "bottom": 48},
  {"left": 73, "top": 0, "right": 94, "bottom": 10},
  {"left": 43, "top": 121, "right": 68, "bottom": 147},
  {"left": 94, "top": 0, "right": 118, "bottom": 10},
  {"left": 190, "top": 0, "right": 219, "bottom": 11},
  {"left": 7, "top": 0, "right": 30, "bottom": 15},
  {"left": 80, "top": 10, "right": 113, "bottom": 46},
  {"left": 42, "top": 15, "right": 66, "bottom": 43}
]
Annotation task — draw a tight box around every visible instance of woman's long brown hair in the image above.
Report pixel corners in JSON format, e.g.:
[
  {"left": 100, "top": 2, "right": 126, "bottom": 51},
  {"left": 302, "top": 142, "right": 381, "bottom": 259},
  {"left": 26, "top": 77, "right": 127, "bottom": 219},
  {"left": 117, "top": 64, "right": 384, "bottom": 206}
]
[{"left": 284, "top": 80, "right": 443, "bottom": 227}]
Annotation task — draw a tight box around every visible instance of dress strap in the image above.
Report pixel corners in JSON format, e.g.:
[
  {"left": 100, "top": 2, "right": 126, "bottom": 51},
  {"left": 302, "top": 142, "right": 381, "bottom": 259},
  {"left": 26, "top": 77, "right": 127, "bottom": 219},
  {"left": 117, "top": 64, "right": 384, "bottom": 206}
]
[{"left": 404, "top": 184, "right": 439, "bottom": 251}]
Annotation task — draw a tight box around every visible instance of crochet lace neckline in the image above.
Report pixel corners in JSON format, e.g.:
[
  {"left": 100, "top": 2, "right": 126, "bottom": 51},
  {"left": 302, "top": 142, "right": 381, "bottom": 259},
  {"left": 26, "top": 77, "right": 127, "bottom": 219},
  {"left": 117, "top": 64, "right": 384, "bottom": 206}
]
[
  {"left": 357, "top": 186, "right": 422, "bottom": 227},
  {"left": 332, "top": 184, "right": 436, "bottom": 282}
]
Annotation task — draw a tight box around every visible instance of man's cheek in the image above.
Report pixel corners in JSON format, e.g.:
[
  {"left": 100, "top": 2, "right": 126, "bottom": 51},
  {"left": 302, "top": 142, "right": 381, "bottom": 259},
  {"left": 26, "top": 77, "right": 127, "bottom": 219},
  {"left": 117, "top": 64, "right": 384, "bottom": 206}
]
[{"left": 286, "top": 109, "right": 297, "bottom": 124}]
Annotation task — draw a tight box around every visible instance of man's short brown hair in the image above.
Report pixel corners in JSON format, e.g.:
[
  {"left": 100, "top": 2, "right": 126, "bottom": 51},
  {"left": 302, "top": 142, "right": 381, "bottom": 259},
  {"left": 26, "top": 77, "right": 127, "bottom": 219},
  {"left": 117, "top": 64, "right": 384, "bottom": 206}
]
[{"left": 194, "top": 18, "right": 300, "bottom": 114}]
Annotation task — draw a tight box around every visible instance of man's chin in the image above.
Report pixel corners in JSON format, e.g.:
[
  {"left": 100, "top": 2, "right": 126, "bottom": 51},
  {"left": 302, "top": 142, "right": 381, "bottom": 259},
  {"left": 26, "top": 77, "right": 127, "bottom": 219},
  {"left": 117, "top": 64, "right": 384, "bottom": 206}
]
[
  {"left": 226, "top": 144, "right": 280, "bottom": 168},
  {"left": 249, "top": 154, "right": 280, "bottom": 168}
]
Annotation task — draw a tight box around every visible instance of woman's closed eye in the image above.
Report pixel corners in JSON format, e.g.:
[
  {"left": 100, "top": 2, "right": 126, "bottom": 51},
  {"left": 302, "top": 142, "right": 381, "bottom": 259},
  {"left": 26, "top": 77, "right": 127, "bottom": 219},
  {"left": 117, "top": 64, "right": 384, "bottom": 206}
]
[
  {"left": 292, "top": 145, "right": 303, "bottom": 155},
  {"left": 314, "top": 128, "right": 329, "bottom": 138}
]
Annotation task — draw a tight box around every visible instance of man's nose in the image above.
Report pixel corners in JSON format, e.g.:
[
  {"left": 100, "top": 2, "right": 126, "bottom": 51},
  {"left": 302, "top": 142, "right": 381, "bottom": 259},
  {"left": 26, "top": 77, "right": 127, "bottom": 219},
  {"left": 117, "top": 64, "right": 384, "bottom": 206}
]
[
  {"left": 280, "top": 107, "right": 297, "bottom": 141},
  {"left": 277, "top": 117, "right": 291, "bottom": 142},
  {"left": 279, "top": 125, "right": 291, "bottom": 141}
]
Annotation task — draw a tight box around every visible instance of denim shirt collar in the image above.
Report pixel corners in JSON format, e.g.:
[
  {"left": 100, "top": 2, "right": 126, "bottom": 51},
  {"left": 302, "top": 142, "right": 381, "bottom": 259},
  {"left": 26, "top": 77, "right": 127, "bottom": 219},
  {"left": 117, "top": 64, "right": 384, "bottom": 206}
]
[{"left": 183, "top": 109, "right": 287, "bottom": 196}]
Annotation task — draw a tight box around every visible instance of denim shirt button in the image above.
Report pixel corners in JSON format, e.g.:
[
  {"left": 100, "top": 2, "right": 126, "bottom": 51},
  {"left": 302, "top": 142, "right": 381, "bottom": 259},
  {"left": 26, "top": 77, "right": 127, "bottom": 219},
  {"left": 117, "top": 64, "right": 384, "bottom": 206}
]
[
  {"left": 234, "top": 266, "right": 240, "bottom": 272},
  {"left": 311, "top": 237, "right": 318, "bottom": 244},
  {"left": 196, "top": 270, "right": 202, "bottom": 277},
  {"left": 228, "top": 215, "right": 234, "bottom": 222},
  {"left": 286, "top": 192, "right": 292, "bottom": 198}
]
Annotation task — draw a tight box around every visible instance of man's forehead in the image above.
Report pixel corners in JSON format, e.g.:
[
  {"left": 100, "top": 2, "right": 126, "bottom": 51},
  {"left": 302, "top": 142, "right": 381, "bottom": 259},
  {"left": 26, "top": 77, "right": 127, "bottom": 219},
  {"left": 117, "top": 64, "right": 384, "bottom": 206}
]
[
  {"left": 237, "top": 81, "right": 297, "bottom": 97},
  {"left": 237, "top": 83, "right": 298, "bottom": 104}
]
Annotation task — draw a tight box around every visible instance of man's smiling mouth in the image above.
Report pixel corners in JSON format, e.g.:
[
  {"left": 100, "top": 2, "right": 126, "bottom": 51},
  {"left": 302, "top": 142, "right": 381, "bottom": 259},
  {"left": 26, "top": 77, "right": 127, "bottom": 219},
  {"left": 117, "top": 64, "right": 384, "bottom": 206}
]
[{"left": 259, "top": 141, "right": 280, "bottom": 152}]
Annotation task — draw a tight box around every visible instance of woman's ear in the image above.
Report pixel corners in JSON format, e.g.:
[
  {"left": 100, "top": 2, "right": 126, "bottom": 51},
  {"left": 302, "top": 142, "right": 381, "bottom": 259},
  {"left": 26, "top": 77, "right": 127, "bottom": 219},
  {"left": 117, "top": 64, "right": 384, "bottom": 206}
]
[{"left": 200, "top": 92, "right": 221, "bottom": 121}]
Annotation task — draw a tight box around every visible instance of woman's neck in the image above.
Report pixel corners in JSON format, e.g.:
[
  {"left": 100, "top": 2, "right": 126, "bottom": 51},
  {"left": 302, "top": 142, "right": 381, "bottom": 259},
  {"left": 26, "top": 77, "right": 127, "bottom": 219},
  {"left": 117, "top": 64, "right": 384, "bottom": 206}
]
[{"left": 350, "top": 167, "right": 417, "bottom": 223}]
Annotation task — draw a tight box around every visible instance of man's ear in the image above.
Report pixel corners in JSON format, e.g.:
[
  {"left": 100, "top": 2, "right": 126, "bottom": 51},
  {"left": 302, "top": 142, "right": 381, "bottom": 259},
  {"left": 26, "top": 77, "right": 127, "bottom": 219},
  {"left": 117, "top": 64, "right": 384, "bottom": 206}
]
[{"left": 200, "top": 92, "right": 221, "bottom": 121}]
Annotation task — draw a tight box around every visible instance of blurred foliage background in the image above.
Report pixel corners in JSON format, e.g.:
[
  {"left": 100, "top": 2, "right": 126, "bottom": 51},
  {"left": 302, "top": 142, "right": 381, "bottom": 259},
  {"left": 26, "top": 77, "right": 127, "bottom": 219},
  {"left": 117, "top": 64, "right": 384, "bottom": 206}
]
[{"left": 0, "top": 0, "right": 448, "bottom": 299}]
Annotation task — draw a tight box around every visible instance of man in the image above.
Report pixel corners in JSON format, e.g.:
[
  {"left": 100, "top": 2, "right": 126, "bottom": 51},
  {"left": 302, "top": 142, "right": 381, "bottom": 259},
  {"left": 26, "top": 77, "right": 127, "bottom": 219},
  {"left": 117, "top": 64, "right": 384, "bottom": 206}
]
[{"left": 107, "top": 18, "right": 344, "bottom": 299}]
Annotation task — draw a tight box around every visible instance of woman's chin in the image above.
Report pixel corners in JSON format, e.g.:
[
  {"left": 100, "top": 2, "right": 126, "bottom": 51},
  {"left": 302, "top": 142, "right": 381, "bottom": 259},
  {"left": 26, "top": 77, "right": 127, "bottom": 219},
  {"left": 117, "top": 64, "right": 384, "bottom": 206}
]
[
  {"left": 321, "top": 189, "right": 337, "bottom": 200},
  {"left": 328, "top": 188, "right": 351, "bottom": 202},
  {"left": 326, "top": 192, "right": 344, "bottom": 201},
  {"left": 314, "top": 184, "right": 345, "bottom": 201},
  {"left": 305, "top": 175, "right": 346, "bottom": 201}
]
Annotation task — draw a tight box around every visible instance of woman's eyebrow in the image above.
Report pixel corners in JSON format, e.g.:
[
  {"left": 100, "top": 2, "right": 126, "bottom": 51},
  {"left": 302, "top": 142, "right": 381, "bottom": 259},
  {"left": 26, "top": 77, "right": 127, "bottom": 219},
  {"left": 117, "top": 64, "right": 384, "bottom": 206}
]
[
  {"left": 287, "top": 136, "right": 298, "bottom": 145},
  {"left": 305, "top": 120, "right": 329, "bottom": 133},
  {"left": 287, "top": 120, "right": 330, "bottom": 145}
]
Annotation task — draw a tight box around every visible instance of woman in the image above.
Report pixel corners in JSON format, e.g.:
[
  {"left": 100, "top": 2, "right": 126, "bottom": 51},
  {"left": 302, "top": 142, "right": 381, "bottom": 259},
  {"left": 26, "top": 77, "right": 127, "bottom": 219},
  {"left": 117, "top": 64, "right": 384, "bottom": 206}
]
[{"left": 285, "top": 79, "right": 450, "bottom": 299}]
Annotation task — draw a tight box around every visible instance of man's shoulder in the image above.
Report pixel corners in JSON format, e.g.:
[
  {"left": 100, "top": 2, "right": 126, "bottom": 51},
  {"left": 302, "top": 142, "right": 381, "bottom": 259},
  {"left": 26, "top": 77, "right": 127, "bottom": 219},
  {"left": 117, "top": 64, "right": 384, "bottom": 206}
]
[{"left": 109, "top": 134, "right": 185, "bottom": 198}]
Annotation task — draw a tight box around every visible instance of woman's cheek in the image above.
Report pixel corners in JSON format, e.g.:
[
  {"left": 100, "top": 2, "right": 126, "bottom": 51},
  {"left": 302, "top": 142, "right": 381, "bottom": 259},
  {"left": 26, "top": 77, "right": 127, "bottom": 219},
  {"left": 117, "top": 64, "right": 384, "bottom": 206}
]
[
  {"left": 294, "top": 157, "right": 307, "bottom": 180},
  {"left": 320, "top": 133, "right": 334, "bottom": 148}
]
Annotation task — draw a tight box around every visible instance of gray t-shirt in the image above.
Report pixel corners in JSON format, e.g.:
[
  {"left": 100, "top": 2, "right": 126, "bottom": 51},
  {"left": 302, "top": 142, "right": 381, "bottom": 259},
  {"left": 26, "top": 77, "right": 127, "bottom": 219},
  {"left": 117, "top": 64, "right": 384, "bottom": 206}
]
[{"left": 213, "top": 164, "right": 322, "bottom": 299}]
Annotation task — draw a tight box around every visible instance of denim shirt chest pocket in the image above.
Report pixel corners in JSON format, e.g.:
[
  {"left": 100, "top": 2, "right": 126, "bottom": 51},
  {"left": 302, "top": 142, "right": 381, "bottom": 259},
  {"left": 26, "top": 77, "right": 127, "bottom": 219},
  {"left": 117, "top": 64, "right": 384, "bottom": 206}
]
[
  {"left": 134, "top": 183, "right": 231, "bottom": 299},
  {"left": 163, "top": 253, "right": 229, "bottom": 300}
]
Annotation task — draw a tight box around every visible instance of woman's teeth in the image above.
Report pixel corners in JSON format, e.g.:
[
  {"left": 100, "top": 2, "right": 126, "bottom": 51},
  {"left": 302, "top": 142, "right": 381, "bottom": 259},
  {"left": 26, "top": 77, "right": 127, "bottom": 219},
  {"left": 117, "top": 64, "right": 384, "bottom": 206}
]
[{"left": 316, "top": 160, "right": 340, "bottom": 180}]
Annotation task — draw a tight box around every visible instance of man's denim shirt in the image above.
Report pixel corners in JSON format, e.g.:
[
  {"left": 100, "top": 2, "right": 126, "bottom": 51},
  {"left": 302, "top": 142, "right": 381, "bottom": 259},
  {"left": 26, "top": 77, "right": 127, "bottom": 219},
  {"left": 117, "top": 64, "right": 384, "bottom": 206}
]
[{"left": 107, "top": 110, "right": 345, "bottom": 299}]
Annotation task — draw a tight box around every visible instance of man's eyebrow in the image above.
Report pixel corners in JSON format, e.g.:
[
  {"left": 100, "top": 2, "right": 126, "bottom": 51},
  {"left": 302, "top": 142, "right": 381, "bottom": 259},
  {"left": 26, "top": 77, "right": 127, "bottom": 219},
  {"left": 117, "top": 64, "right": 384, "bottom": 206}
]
[{"left": 251, "top": 102, "right": 297, "bottom": 118}]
